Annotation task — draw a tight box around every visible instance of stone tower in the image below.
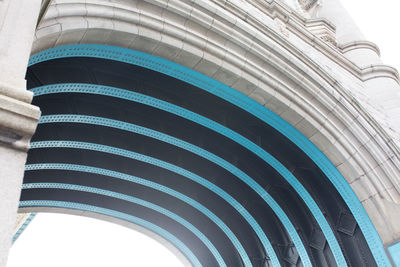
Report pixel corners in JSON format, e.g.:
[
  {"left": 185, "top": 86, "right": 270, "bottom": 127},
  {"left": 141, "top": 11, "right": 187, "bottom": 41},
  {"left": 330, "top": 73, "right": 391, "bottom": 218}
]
[{"left": 1, "top": 0, "right": 400, "bottom": 266}]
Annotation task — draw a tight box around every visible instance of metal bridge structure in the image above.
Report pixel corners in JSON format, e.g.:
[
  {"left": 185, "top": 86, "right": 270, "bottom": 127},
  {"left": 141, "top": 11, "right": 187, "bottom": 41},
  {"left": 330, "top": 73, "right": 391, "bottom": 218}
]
[{"left": 2, "top": 0, "right": 400, "bottom": 266}]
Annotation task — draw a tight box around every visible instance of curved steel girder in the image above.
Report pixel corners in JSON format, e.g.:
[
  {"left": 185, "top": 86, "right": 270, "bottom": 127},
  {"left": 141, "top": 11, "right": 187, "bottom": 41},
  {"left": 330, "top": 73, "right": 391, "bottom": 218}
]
[{"left": 23, "top": 44, "right": 391, "bottom": 266}]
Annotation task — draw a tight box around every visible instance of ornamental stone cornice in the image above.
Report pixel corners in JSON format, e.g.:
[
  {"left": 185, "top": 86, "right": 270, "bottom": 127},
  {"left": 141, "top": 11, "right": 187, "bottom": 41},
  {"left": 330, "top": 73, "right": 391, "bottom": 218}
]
[
  {"left": 340, "top": 40, "right": 381, "bottom": 56},
  {"left": 361, "top": 64, "right": 400, "bottom": 82},
  {"left": 243, "top": 0, "right": 399, "bottom": 83},
  {"left": 298, "top": 0, "right": 318, "bottom": 11},
  {"left": 0, "top": 82, "right": 40, "bottom": 151},
  {"left": 32, "top": 0, "right": 400, "bottom": 244}
]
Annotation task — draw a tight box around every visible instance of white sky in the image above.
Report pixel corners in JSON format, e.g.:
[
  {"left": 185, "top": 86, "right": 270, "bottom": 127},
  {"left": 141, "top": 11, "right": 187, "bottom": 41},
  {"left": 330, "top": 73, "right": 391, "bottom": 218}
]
[
  {"left": 341, "top": 0, "right": 400, "bottom": 72},
  {"left": 8, "top": 213, "right": 184, "bottom": 267},
  {"left": 7, "top": 1, "right": 400, "bottom": 267}
]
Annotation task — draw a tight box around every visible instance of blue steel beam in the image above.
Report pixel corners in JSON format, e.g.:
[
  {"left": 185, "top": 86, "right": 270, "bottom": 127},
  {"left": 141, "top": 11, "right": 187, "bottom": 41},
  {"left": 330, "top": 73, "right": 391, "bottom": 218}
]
[
  {"left": 12, "top": 213, "right": 36, "bottom": 243},
  {"left": 32, "top": 83, "right": 342, "bottom": 266},
  {"left": 35, "top": 114, "right": 310, "bottom": 266},
  {"left": 25, "top": 159, "right": 254, "bottom": 266},
  {"left": 22, "top": 183, "right": 227, "bottom": 267},
  {"left": 27, "top": 44, "right": 391, "bottom": 266},
  {"left": 30, "top": 140, "right": 278, "bottom": 266}
]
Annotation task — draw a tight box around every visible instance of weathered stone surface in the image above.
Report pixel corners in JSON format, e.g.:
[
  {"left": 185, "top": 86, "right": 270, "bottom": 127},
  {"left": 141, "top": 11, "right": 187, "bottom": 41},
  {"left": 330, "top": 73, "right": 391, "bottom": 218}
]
[
  {"left": 0, "top": 0, "right": 41, "bottom": 266},
  {"left": 26, "top": 0, "right": 400, "bottom": 247},
  {"left": 1, "top": 0, "right": 400, "bottom": 265}
]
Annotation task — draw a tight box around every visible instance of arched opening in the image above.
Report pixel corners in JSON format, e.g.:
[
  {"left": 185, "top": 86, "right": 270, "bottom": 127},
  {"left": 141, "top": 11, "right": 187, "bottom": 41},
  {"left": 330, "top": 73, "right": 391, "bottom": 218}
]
[
  {"left": 9, "top": 212, "right": 185, "bottom": 267},
  {"left": 18, "top": 44, "right": 390, "bottom": 266}
]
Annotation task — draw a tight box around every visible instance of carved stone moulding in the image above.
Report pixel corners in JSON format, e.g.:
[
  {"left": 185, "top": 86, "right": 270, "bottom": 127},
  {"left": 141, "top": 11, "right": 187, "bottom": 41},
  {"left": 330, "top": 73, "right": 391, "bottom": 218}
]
[
  {"left": 0, "top": 81, "right": 40, "bottom": 151},
  {"left": 298, "top": 0, "right": 318, "bottom": 11},
  {"left": 29, "top": 0, "right": 400, "bottom": 255}
]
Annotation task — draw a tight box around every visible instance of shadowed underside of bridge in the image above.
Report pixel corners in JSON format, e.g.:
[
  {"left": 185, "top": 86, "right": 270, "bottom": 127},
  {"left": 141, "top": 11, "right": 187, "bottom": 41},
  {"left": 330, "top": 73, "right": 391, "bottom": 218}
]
[{"left": 19, "top": 44, "right": 387, "bottom": 267}]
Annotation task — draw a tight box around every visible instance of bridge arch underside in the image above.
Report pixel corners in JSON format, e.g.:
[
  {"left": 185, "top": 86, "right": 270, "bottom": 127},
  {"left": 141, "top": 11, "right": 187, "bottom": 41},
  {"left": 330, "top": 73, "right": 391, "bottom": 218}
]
[{"left": 21, "top": 45, "right": 386, "bottom": 267}]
